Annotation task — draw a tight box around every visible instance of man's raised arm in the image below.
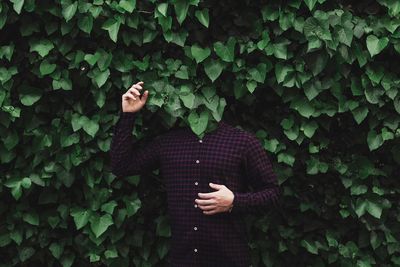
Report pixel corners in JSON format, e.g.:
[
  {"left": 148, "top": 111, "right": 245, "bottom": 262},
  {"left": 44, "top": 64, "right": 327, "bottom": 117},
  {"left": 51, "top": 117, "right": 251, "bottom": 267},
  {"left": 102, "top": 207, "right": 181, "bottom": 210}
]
[{"left": 109, "top": 81, "right": 162, "bottom": 177}]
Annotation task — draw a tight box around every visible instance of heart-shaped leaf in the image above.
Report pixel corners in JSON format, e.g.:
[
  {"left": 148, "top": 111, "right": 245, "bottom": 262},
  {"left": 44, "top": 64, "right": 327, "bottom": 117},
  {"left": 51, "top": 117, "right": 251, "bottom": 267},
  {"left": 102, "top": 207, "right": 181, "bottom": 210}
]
[
  {"left": 40, "top": 59, "right": 56, "bottom": 75},
  {"left": 188, "top": 110, "right": 209, "bottom": 135},
  {"left": 89, "top": 214, "right": 113, "bottom": 238},
  {"left": 191, "top": 44, "right": 211, "bottom": 63},
  {"left": 19, "top": 85, "right": 42, "bottom": 106},
  {"left": 366, "top": 35, "right": 389, "bottom": 57},
  {"left": 204, "top": 58, "right": 224, "bottom": 82}
]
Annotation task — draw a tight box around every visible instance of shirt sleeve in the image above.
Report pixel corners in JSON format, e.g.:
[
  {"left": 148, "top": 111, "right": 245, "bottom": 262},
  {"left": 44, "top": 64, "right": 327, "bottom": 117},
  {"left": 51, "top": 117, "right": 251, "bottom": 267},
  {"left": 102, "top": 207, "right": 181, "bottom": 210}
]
[
  {"left": 109, "top": 111, "right": 162, "bottom": 177},
  {"left": 230, "top": 134, "right": 281, "bottom": 215}
]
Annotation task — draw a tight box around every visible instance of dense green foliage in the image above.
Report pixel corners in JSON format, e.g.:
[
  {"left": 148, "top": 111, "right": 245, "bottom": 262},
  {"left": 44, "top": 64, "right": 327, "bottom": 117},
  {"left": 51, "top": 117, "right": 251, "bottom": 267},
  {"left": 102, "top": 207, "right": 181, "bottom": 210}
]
[{"left": 1, "top": 0, "right": 400, "bottom": 266}]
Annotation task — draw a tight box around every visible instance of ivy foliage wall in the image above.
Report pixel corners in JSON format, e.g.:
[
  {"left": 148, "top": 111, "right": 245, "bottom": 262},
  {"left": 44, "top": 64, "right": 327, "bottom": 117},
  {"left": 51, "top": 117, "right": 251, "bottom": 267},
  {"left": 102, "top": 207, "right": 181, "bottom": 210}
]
[{"left": 1, "top": 0, "right": 400, "bottom": 266}]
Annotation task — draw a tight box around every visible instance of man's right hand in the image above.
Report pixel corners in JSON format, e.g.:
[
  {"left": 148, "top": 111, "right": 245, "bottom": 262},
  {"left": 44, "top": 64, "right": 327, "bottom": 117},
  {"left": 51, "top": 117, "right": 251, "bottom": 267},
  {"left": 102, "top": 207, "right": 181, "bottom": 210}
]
[{"left": 122, "top": 81, "right": 149, "bottom": 113}]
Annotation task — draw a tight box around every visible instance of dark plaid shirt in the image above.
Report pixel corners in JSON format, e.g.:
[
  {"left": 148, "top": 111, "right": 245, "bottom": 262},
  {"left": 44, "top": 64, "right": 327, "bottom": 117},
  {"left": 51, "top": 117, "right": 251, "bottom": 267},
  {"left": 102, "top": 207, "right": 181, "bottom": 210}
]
[{"left": 110, "top": 111, "right": 281, "bottom": 267}]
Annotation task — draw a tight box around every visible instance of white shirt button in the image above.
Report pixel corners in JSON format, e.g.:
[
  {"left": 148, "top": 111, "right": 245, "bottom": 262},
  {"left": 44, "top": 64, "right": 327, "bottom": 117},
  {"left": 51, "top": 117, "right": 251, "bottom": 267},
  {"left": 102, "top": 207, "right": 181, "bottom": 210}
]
[
  {"left": 194, "top": 204, "right": 198, "bottom": 208},
  {"left": 195, "top": 160, "right": 200, "bottom": 163},
  {"left": 194, "top": 181, "right": 198, "bottom": 185},
  {"left": 199, "top": 139, "right": 203, "bottom": 143},
  {"left": 194, "top": 226, "right": 198, "bottom": 230},
  {"left": 194, "top": 248, "right": 198, "bottom": 252}
]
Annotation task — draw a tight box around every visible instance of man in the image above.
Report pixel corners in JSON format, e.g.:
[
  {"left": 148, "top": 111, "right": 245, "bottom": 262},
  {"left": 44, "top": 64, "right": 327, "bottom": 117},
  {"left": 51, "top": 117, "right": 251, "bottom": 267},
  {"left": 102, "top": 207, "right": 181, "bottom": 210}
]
[{"left": 110, "top": 81, "right": 281, "bottom": 267}]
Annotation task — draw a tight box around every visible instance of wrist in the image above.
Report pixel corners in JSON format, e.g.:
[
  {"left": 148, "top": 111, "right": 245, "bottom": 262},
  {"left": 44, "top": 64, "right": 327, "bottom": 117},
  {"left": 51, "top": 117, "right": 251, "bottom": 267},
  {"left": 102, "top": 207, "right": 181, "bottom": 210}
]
[
  {"left": 228, "top": 204, "right": 233, "bottom": 213},
  {"left": 228, "top": 193, "right": 234, "bottom": 213}
]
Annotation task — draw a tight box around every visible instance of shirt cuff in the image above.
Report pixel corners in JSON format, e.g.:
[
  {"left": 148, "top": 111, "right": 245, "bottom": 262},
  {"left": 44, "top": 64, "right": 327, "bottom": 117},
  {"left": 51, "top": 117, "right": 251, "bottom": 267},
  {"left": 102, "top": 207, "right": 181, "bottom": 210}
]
[
  {"left": 230, "top": 192, "right": 248, "bottom": 214},
  {"left": 232, "top": 192, "right": 247, "bottom": 208},
  {"left": 117, "top": 111, "right": 137, "bottom": 129}
]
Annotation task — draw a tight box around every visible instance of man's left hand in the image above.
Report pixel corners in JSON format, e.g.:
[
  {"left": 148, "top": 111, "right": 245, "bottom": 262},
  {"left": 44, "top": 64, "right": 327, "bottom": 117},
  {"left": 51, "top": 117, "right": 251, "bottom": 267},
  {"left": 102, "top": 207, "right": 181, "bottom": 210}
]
[{"left": 195, "top": 183, "right": 234, "bottom": 215}]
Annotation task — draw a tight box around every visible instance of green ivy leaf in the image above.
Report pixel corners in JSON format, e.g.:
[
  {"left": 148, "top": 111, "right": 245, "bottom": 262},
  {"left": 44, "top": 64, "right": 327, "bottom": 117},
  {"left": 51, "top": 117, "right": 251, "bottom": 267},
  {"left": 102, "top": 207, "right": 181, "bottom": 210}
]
[
  {"left": 124, "top": 198, "right": 141, "bottom": 217},
  {"left": 89, "top": 214, "right": 114, "bottom": 238},
  {"left": 213, "top": 37, "right": 236, "bottom": 62},
  {"left": 84, "top": 52, "right": 101, "bottom": 66},
  {"left": 29, "top": 39, "right": 54, "bottom": 57},
  {"left": 49, "top": 242, "right": 64, "bottom": 259},
  {"left": 301, "top": 120, "right": 318, "bottom": 138},
  {"left": 367, "top": 129, "right": 383, "bottom": 151},
  {"left": 120, "top": 0, "right": 136, "bottom": 13},
  {"left": 101, "top": 201, "right": 118, "bottom": 215},
  {"left": 204, "top": 58, "right": 224, "bottom": 82},
  {"left": 179, "top": 92, "right": 195, "bottom": 108},
  {"left": 78, "top": 16, "right": 94, "bottom": 34},
  {"left": 355, "top": 199, "right": 367, "bottom": 217},
  {"left": 157, "top": 3, "right": 168, "bottom": 16},
  {"left": 23, "top": 212, "right": 39, "bottom": 226},
  {"left": 60, "top": 253, "right": 75, "bottom": 267},
  {"left": 352, "top": 106, "right": 369, "bottom": 124},
  {"left": 366, "top": 200, "right": 382, "bottom": 219},
  {"left": 39, "top": 59, "right": 56, "bottom": 75},
  {"left": 191, "top": 44, "right": 211, "bottom": 63},
  {"left": 70, "top": 208, "right": 90, "bottom": 230},
  {"left": 394, "top": 95, "right": 400, "bottom": 114},
  {"left": 175, "top": 65, "right": 189, "bottom": 79},
  {"left": 71, "top": 114, "right": 99, "bottom": 137},
  {"left": 300, "top": 239, "right": 318, "bottom": 254},
  {"left": 102, "top": 18, "right": 121, "bottom": 42},
  {"left": 248, "top": 63, "right": 268, "bottom": 83},
  {"left": 275, "top": 62, "right": 294, "bottom": 84},
  {"left": 104, "top": 248, "right": 118, "bottom": 259},
  {"left": 52, "top": 77, "right": 72, "bottom": 91},
  {"left": 19, "top": 247, "right": 35, "bottom": 262},
  {"left": 10, "top": 0, "right": 24, "bottom": 14},
  {"left": 195, "top": 8, "right": 209, "bottom": 28},
  {"left": 351, "top": 184, "right": 368, "bottom": 195},
  {"left": 246, "top": 80, "right": 257, "bottom": 93},
  {"left": 62, "top": 1, "right": 78, "bottom": 22},
  {"left": 304, "top": 0, "right": 318, "bottom": 11},
  {"left": 82, "top": 118, "right": 99, "bottom": 138},
  {"left": 19, "top": 85, "right": 42, "bottom": 106},
  {"left": 291, "top": 97, "right": 315, "bottom": 118},
  {"left": 337, "top": 27, "right": 353, "bottom": 47},
  {"left": 93, "top": 68, "right": 110, "bottom": 88},
  {"left": 21, "top": 177, "right": 31, "bottom": 189},
  {"left": 366, "top": 35, "right": 389, "bottom": 57},
  {"left": 173, "top": 0, "right": 190, "bottom": 24},
  {"left": 188, "top": 110, "right": 209, "bottom": 135}
]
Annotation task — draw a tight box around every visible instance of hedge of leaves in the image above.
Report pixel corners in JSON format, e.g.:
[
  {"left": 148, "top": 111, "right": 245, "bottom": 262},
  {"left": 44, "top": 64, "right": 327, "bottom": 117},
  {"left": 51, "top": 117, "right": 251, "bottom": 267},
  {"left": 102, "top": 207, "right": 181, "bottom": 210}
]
[{"left": 1, "top": 0, "right": 400, "bottom": 266}]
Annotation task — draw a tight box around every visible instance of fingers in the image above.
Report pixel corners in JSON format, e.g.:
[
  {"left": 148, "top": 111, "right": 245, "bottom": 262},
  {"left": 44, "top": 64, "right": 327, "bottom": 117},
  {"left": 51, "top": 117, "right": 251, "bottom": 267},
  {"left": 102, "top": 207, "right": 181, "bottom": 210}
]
[
  {"left": 199, "top": 205, "right": 217, "bottom": 211},
  {"left": 124, "top": 81, "right": 149, "bottom": 105},
  {"left": 141, "top": 90, "right": 149, "bottom": 103},
  {"left": 128, "top": 88, "right": 141, "bottom": 96},
  {"left": 195, "top": 198, "right": 215, "bottom": 205},
  {"left": 131, "top": 82, "right": 144, "bottom": 91},
  {"left": 130, "top": 84, "right": 143, "bottom": 91},
  {"left": 124, "top": 91, "right": 137, "bottom": 100},
  {"left": 126, "top": 81, "right": 144, "bottom": 94},
  {"left": 197, "top": 192, "right": 217, "bottom": 199},
  {"left": 123, "top": 94, "right": 136, "bottom": 101},
  {"left": 195, "top": 197, "right": 218, "bottom": 213}
]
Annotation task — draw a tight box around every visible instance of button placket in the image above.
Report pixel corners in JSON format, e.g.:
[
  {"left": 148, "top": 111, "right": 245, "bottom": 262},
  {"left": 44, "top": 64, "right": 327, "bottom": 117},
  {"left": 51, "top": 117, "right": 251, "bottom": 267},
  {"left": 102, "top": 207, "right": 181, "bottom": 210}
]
[{"left": 194, "top": 138, "right": 204, "bottom": 255}]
